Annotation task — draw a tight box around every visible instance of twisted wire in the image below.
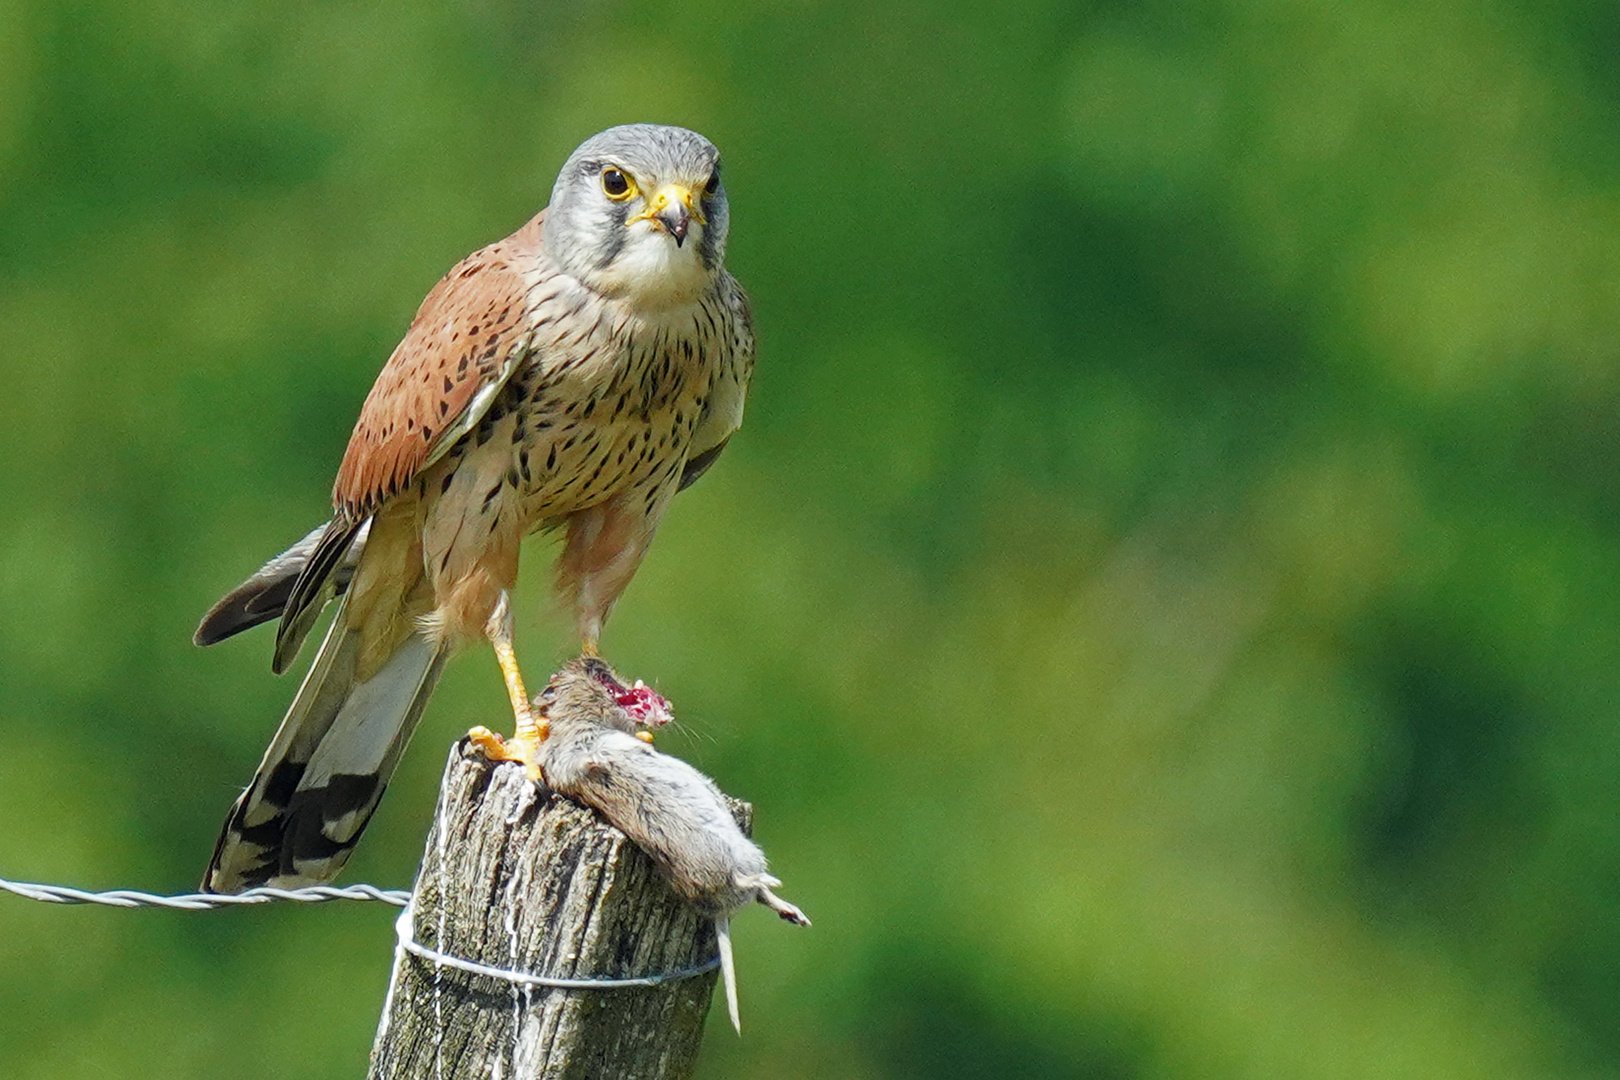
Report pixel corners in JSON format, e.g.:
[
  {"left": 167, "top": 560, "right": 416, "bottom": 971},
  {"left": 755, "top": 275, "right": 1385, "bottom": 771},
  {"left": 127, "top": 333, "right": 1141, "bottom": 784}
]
[
  {"left": 393, "top": 907, "right": 720, "bottom": 989},
  {"left": 0, "top": 875, "right": 410, "bottom": 909},
  {"left": 1, "top": 875, "right": 719, "bottom": 989}
]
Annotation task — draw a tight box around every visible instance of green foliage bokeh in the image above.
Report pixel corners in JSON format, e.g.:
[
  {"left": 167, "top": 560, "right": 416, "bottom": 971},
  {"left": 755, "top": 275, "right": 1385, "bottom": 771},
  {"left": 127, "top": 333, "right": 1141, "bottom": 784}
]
[{"left": 2, "top": 1, "right": 1619, "bottom": 1076}]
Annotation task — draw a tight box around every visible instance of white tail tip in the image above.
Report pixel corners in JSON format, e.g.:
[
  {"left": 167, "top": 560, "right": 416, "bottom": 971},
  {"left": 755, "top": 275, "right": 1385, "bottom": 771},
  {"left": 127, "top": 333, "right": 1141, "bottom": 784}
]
[{"left": 716, "top": 916, "right": 741, "bottom": 1034}]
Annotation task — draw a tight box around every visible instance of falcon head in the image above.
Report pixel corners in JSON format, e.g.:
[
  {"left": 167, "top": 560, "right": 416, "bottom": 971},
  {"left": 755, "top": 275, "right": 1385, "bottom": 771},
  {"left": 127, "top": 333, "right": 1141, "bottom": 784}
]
[{"left": 543, "top": 124, "right": 730, "bottom": 309}]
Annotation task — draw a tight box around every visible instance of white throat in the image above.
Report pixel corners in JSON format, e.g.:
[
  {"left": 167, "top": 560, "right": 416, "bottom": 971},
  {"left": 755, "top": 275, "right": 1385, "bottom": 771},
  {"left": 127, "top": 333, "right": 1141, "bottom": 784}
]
[{"left": 593, "top": 221, "right": 711, "bottom": 310}]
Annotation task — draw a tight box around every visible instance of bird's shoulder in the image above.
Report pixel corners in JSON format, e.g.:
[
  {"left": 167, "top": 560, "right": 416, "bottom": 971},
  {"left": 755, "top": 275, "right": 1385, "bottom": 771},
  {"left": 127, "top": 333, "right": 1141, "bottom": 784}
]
[{"left": 332, "top": 212, "right": 550, "bottom": 518}]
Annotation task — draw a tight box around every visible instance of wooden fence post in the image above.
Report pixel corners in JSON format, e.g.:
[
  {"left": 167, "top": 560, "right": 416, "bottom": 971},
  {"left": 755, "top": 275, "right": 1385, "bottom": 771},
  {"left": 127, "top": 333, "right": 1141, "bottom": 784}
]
[{"left": 367, "top": 737, "right": 737, "bottom": 1080}]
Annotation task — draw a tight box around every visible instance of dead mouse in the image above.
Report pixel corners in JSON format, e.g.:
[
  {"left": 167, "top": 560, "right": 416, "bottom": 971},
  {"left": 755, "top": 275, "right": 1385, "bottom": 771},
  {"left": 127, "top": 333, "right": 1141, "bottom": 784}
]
[{"left": 531, "top": 657, "right": 810, "bottom": 1032}]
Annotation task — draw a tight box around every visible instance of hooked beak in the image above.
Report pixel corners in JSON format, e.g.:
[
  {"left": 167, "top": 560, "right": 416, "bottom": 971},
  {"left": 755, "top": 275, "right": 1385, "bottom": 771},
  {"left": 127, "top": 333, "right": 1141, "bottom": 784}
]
[{"left": 630, "top": 184, "right": 705, "bottom": 247}]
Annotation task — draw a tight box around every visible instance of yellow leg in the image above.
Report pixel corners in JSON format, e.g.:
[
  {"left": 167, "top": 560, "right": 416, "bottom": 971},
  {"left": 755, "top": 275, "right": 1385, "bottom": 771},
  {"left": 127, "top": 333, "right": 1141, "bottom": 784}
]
[
  {"left": 581, "top": 636, "right": 600, "bottom": 658},
  {"left": 466, "top": 592, "right": 547, "bottom": 781},
  {"left": 493, "top": 632, "right": 541, "bottom": 741}
]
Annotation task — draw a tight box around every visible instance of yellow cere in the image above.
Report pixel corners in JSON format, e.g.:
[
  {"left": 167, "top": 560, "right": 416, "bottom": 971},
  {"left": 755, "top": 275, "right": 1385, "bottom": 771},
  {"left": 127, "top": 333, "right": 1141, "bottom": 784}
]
[{"left": 627, "top": 184, "right": 706, "bottom": 227}]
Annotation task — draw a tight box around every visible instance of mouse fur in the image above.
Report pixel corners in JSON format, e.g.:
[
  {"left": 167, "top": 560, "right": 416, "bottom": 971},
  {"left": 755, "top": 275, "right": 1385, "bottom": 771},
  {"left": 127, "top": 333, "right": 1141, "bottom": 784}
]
[{"left": 529, "top": 658, "right": 810, "bottom": 1030}]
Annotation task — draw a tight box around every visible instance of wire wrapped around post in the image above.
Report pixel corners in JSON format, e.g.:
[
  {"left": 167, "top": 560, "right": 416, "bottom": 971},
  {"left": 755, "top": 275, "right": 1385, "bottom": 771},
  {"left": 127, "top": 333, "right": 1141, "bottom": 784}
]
[{"left": 367, "top": 738, "right": 739, "bottom": 1080}]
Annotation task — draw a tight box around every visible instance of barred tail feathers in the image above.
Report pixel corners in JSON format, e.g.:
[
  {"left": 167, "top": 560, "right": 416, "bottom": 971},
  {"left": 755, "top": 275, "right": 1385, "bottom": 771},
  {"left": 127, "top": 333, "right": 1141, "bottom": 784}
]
[{"left": 204, "top": 593, "right": 447, "bottom": 893}]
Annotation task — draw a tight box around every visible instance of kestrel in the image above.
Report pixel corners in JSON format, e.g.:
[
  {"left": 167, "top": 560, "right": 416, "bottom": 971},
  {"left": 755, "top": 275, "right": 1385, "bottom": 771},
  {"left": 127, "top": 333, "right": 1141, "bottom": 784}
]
[{"left": 195, "top": 125, "right": 754, "bottom": 893}]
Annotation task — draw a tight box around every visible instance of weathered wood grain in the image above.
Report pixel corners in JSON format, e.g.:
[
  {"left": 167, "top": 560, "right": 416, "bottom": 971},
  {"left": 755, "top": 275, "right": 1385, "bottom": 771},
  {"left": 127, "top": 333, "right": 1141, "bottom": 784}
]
[{"left": 368, "top": 739, "right": 741, "bottom": 1080}]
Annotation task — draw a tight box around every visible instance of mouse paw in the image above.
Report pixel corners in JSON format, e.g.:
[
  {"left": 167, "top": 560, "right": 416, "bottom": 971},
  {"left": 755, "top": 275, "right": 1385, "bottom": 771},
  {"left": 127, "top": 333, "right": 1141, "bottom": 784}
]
[{"left": 753, "top": 883, "right": 811, "bottom": 927}]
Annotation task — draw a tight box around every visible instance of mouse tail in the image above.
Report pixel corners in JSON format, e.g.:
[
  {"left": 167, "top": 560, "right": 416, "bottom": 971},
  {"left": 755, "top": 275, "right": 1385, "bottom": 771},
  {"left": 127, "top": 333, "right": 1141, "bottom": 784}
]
[{"left": 716, "top": 915, "right": 741, "bottom": 1034}]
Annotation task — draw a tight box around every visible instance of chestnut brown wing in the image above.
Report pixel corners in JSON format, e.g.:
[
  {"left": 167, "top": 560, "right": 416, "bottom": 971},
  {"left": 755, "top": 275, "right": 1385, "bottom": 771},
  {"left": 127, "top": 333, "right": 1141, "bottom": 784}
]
[
  {"left": 332, "top": 213, "right": 546, "bottom": 519},
  {"left": 272, "top": 214, "right": 546, "bottom": 672}
]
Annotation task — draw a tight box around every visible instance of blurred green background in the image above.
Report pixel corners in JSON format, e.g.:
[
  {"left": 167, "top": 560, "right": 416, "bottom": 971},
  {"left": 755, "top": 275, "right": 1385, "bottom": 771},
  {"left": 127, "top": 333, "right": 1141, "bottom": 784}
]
[{"left": 2, "top": 0, "right": 1619, "bottom": 1076}]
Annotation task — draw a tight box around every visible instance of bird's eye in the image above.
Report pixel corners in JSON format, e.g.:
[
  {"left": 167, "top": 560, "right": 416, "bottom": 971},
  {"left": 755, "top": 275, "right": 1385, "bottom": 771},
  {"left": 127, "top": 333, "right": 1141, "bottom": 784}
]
[
  {"left": 703, "top": 172, "right": 720, "bottom": 196},
  {"left": 601, "top": 168, "right": 634, "bottom": 199}
]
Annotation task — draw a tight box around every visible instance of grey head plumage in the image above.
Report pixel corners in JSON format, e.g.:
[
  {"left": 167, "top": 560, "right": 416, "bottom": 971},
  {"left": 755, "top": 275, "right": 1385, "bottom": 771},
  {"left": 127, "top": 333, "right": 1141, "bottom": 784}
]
[{"left": 542, "top": 124, "right": 730, "bottom": 307}]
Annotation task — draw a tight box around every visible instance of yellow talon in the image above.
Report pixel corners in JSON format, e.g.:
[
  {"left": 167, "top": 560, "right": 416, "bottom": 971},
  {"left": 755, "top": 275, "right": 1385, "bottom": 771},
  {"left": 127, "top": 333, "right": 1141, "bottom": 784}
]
[
  {"left": 466, "top": 724, "right": 546, "bottom": 783},
  {"left": 466, "top": 725, "right": 503, "bottom": 755}
]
